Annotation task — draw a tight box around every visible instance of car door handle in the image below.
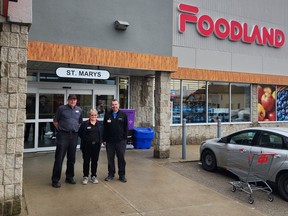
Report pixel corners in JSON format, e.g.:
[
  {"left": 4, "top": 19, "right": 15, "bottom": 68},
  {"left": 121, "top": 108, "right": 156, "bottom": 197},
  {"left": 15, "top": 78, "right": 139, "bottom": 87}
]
[{"left": 274, "top": 154, "right": 281, "bottom": 158}]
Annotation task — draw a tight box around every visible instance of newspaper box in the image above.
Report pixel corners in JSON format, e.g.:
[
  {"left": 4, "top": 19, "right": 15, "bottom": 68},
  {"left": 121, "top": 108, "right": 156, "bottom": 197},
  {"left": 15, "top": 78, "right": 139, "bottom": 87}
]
[{"left": 133, "top": 128, "right": 154, "bottom": 149}]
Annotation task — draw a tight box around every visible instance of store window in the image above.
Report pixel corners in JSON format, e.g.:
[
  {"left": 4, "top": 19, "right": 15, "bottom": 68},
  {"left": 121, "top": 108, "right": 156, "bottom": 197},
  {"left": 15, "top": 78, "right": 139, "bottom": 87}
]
[
  {"left": 231, "top": 84, "right": 251, "bottom": 122},
  {"left": 170, "top": 80, "right": 181, "bottom": 124},
  {"left": 170, "top": 80, "right": 252, "bottom": 124},
  {"left": 183, "top": 80, "right": 206, "bottom": 123},
  {"left": 119, "top": 77, "right": 129, "bottom": 109},
  {"left": 208, "top": 82, "right": 229, "bottom": 122}
]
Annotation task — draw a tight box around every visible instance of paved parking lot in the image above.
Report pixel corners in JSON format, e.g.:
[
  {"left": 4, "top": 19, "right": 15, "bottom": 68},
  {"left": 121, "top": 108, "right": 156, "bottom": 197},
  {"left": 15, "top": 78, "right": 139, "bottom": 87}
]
[{"left": 163, "top": 161, "right": 288, "bottom": 216}]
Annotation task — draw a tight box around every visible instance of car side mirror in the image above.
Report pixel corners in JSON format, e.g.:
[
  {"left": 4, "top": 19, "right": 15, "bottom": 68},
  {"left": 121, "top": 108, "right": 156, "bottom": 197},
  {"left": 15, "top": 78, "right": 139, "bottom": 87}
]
[{"left": 219, "top": 137, "right": 228, "bottom": 143}]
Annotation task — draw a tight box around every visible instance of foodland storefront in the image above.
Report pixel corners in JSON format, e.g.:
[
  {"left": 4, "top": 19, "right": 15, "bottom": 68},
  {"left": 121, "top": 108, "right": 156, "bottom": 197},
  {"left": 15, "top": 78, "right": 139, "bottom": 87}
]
[
  {"left": 169, "top": 0, "right": 288, "bottom": 145},
  {"left": 26, "top": 0, "right": 288, "bottom": 153}
]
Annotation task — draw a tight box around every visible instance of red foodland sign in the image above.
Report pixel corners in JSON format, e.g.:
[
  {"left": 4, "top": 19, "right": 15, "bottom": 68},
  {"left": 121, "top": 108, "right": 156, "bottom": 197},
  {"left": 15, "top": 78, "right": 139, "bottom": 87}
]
[{"left": 178, "top": 4, "right": 285, "bottom": 48}]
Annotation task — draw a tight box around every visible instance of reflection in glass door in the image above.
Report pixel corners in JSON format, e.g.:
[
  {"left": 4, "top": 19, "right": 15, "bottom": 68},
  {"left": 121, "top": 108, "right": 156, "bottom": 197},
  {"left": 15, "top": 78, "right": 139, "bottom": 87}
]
[
  {"left": 95, "top": 95, "right": 115, "bottom": 119},
  {"left": 38, "top": 93, "right": 65, "bottom": 148},
  {"left": 67, "top": 90, "right": 93, "bottom": 119},
  {"left": 25, "top": 88, "right": 116, "bottom": 151},
  {"left": 24, "top": 93, "right": 36, "bottom": 148},
  {"left": 24, "top": 91, "right": 66, "bottom": 149}
]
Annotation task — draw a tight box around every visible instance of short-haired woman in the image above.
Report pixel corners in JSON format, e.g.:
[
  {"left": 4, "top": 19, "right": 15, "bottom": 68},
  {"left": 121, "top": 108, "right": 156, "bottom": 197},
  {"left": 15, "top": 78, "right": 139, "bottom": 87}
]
[{"left": 78, "top": 109, "right": 103, "bottom": 184}]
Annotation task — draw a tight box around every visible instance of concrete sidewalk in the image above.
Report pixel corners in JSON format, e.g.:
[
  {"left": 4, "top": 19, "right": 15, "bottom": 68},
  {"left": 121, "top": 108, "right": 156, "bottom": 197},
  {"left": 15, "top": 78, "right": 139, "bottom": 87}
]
[{"left": 21, "top": 145, "right": 264, "bottom": 216}]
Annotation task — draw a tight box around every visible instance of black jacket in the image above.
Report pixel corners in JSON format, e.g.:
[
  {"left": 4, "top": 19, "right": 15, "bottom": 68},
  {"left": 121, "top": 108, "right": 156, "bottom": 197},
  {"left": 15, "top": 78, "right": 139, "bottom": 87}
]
[
  {"left": 103, "top": 110, "right": 128, "bottom": 143},
  {"left": 78, "top": 120, "right": 103, "bottom": 149}
]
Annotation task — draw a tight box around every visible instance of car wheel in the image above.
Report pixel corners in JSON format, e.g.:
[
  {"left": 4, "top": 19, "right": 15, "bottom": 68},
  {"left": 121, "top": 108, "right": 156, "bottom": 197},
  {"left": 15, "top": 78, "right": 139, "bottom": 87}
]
[
  {"left": 201, "top": 150, "right": 217, "bottom": 171},
  {"left": 277, "top": 173, "right": 288, "bottom": 201}
]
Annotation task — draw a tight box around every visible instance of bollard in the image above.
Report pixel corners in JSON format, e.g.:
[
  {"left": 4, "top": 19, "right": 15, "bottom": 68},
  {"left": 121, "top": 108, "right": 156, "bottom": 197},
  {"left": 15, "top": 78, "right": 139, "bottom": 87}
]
[
  {"left": 217, "top": 118, "right": 221, "bottom": 138},
  {"left": 182, "top": 118, "right": 186, "bottom": 159}
]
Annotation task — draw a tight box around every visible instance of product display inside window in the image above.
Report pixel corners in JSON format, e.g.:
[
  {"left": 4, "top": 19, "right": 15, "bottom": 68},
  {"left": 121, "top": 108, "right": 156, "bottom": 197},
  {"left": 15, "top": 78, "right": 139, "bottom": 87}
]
[
  {"left": 170, "top": 80, "right": 181, "bottom": 124},
  {"left": 183, "top": 81, "right": 206, "bottom": 123},
  {"left": 208, "top": 82, "right": 229, "bottom": 122},
  {"left": 170, "top": 80, "right": 252, "bottom": 124}
]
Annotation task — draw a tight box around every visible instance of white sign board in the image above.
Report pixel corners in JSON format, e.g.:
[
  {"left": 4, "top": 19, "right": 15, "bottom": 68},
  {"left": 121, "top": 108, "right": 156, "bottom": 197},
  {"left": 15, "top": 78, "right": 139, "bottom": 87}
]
[{"left": 56, "top": 67, "right": 110, "bottom": 80}]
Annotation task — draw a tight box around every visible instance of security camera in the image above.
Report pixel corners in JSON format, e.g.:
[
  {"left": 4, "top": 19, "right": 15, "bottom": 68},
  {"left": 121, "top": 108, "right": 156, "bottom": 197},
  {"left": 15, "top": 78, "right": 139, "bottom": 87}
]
[{"left": 114, "top": 20, "right": 130, "bottom": 30}]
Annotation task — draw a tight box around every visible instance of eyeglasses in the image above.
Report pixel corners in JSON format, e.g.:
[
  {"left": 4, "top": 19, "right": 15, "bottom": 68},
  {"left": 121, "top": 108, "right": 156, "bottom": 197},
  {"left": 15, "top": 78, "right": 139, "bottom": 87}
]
[{"left": 90, "top": 115, "right": 97, "bottom": 116}]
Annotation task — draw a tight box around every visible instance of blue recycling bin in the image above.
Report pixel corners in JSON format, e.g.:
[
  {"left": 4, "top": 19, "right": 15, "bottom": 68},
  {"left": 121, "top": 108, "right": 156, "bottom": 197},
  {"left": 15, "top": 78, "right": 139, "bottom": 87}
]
[{"left": 133, "top": 128, "right": 154, "bottom": 149}]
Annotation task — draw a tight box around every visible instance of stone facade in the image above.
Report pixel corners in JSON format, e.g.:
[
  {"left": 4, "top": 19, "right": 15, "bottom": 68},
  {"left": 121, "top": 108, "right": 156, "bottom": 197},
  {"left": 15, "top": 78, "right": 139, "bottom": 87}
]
[
  {"left": 130, "top": 76, "right": 154, "bottom": 128},
  {"left": 130, "top": 73, "right": 172, "bottom": 158},
  {"left": 0, "top": 23, "right": 28, "bottom": 216},
  {"left": 154, "top": 72, "right": 171, "bottom": 158}
]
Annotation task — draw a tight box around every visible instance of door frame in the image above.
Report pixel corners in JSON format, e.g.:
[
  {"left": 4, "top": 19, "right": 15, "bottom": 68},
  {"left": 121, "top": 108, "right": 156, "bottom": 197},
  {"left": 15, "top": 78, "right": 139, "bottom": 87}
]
[{"left": 25, "top": 82, "right": 116, "bottom": 152}]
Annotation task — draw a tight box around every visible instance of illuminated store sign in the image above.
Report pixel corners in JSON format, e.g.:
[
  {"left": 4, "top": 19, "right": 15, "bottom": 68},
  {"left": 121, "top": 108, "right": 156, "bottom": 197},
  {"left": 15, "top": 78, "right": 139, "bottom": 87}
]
[
  {"left": 178, "top": 4, "right": 285, "bottom": 48},
  {"left": 56, "top": 67, "right": 110, "bottom": 79}
]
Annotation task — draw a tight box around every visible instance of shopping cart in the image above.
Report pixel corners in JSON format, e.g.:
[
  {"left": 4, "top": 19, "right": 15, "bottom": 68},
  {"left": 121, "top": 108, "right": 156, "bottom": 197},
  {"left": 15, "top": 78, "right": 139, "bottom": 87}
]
[{"left": 227, "top": 151, "right": 275, "bottom": 204}]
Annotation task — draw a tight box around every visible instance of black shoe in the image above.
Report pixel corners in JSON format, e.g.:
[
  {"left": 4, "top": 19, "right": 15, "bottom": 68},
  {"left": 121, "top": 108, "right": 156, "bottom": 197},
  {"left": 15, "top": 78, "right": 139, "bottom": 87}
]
[
  {"left": 52, "top": 181, "right": 61, "bottom": 188},
  {"left": 65, "top": 178, "right": 76, "bottom": 184},
  {"left": 119, "top": 176, "right": 127, "bottom": 183},
  {"left": 104, "top": 176, "right": 114, "bottom": 181}
]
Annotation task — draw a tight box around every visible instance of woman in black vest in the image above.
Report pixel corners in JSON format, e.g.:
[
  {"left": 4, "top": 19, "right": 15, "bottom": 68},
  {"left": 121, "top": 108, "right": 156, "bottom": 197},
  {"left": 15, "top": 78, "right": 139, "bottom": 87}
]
[{"left": 78, "top": 109, "right": 103, "bottom": 185}]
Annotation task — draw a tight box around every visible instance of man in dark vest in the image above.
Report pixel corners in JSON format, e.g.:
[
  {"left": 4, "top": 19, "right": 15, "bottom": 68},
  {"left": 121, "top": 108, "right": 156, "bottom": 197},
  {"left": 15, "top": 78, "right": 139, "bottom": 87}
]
[{"left": 103, "top": 99, "right": 128, "bottom": 183}]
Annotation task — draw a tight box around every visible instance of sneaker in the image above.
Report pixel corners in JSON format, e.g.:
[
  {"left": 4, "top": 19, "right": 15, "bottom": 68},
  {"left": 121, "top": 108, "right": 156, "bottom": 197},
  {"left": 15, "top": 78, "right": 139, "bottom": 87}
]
[
  {"left": 91, "top": 176, "right": 99, "bottom": 184},
  {"left": 82, "top": 177, "right": 88, "bottom": 185}
]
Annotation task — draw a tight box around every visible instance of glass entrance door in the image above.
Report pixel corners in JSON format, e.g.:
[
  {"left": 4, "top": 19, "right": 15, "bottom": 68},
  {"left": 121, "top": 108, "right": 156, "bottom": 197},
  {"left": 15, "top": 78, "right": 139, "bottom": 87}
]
[
  {"left": 24, "top": 87, "right": 116, "bottom": 152},
  {"left": 24, "top": 89, "right": 93, "bottom": 151}
]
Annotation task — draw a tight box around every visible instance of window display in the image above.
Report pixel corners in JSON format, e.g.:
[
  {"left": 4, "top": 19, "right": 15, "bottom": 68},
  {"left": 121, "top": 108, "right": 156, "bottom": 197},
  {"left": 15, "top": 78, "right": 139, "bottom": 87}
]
[
  {"left": 183, "top": 80, "right": 206, "bottom": 123},
  {"left": 170, "top": 80, "right": 181, "bottom": 124},
  {"left": 170, "top": 80, "right": 252, "bottom": 124},
  {"left": 231, "top": 84, "right": 251, "bottom": 122},
  {"left": 257, "top": 85, "right": 276, "bottom": 121},
  {"left": 208, "top": 82, "right": 229, "bottom": 122}
]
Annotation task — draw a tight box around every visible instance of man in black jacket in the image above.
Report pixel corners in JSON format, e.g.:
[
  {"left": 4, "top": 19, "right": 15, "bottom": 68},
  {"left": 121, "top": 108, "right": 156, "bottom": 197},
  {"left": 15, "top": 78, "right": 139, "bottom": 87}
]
[{"left": 103, "top": 99, "right": 128, "bottom": 183}]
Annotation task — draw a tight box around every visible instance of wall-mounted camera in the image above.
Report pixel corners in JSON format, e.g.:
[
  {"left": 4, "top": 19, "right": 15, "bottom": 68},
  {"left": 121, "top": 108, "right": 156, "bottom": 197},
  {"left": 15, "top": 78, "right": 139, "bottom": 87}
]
[{"left": 114, "top": 20, "right": 129, "bottom": 31}]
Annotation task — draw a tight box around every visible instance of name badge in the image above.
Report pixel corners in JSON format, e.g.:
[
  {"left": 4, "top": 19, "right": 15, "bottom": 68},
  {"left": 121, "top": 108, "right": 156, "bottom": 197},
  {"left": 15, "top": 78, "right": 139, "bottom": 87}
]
[
  {"left": 87, "top": 126, "right": 91, "bottom": 129},
  {"left": 107, "top": 119, "right": 111, "bottom": 123}
]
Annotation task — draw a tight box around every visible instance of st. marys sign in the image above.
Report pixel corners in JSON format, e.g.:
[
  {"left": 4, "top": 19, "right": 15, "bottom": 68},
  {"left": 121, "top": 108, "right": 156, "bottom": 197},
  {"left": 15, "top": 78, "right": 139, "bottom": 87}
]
[
  {"left": 56, "top": 67, "right": 110, "bottom": 80},
  {"left": 178, "top": 4, "right": 285, "bottom": 48}
]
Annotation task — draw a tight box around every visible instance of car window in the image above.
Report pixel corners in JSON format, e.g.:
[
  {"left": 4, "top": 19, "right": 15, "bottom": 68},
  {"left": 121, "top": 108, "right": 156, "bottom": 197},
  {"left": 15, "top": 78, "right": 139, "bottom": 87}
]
[
  {"left": 259, "top": 132, "right": 284, "bottom": 149},
  {"left": 229, "top": 131, "right": 256, "bottom": 146}
]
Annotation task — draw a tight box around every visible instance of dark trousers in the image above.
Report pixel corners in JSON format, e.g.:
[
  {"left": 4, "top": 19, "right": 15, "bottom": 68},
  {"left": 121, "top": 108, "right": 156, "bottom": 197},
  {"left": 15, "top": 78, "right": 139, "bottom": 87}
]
[
  {"left": 51, "top": 132, "right": 78, "bottom": 182},
  {"left": 106, "top": 140, "right": 126, "bottom": 177},
  {"left": 82, "top": 143, "right": 101, "bottom": 177}
]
